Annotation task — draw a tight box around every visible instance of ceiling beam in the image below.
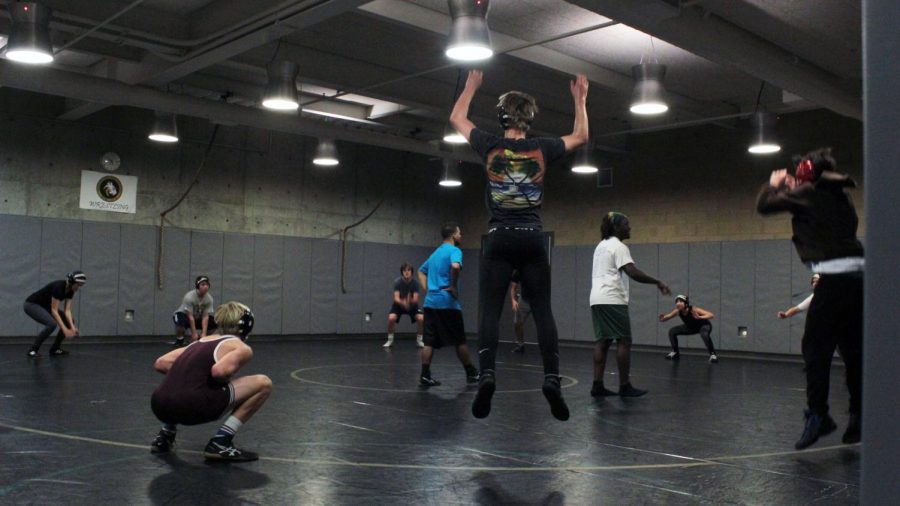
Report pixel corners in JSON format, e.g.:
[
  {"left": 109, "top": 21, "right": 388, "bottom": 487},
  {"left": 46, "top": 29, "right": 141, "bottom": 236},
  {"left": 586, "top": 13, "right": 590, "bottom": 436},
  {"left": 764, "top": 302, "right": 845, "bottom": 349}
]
[
  {"left": 1, "top": 60, "right": 479, "bottom": 163},
  {"left": 566, "top": 0, "right": 861, "bottom": 120},
  {"left": 58, "top": 0, "right": 369, "bottom": 120}
]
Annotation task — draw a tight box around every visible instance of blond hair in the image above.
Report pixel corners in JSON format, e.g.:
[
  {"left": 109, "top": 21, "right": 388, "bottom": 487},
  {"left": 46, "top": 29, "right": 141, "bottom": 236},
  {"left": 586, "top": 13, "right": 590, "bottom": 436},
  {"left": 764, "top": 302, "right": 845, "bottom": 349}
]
[{"left": 215, "top": 301, "right": 251, "bottom": 336}]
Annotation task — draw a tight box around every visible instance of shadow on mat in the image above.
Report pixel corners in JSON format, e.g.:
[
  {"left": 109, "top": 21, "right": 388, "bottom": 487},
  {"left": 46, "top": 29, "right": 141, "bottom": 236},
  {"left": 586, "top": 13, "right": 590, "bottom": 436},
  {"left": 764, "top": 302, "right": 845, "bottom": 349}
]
[{"left": 148, "top": 453, "right": 270, "bottom": 505}]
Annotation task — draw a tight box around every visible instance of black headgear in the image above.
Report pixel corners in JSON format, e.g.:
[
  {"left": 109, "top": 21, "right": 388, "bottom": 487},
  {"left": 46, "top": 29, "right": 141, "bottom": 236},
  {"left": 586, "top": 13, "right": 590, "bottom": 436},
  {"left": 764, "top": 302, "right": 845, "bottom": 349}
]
[
  {"left": 195, "top": 275, "right": 210, "bottom": 289},
  {"left": 497, "top": 107, "right": 534, "bottom": 130},
  {"left": 67, "top": 271, "right": 87, "bottom": 285},
  {"left": 237, "top": 309, "right": 255, "bottom": 341}
]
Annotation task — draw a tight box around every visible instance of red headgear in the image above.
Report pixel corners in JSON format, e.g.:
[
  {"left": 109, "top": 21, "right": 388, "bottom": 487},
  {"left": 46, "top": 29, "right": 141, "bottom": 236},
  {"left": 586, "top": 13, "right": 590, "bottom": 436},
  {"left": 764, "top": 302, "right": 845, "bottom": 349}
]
[{"left": 795, "top": 159, "right": 815, "bottom": 184}]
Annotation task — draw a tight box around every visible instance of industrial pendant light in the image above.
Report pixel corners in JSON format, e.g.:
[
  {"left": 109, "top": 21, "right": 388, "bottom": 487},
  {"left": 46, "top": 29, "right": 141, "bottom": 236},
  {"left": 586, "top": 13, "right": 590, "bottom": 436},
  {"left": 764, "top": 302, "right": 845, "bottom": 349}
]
[
  {"left": 5, "top": 2, "right": 54, "bottom": 64},
  {"left": 262, "top": 61, "right": 300, "bottom": 111},
  {"left": 571, "top": 147, "right": 598, "bottom": 174},
  {"left": 313, "top": 138, "right": 339, "bottom": 166},
  {"left": 442, "top": 123, "right": 467, "bottom": 144},
  {"left": 148, "top": 112, "right": 179, "bottom": 143},
  {"left": 439, "top": 159, "right": 462, "bottom": 187},
  {"left": 630, "top": 63, "right": 668, "bottom": 115},
  {"left": 747, "top": 112, "right": 781, "bottom": 154},
  {"left": 747, "top": 83, "right": 781, "bottom": 155},
  {"left": 445, "top": 0, "right": 493, "bottom": 61}
]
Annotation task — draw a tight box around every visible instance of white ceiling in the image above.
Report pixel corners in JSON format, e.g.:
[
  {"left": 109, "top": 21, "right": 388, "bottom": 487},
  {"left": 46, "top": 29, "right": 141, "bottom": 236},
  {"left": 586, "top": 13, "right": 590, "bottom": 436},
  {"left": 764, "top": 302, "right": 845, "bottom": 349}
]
[{"left": 0, "top": 0, "right": 863, "bottom": 154}]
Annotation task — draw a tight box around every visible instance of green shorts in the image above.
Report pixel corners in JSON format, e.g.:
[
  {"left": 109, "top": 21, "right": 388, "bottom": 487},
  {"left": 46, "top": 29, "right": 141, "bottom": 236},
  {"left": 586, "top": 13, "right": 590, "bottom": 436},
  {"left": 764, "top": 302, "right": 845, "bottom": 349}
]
[{"left": 591, "top": 304, "right": 632, "bottom": 342}]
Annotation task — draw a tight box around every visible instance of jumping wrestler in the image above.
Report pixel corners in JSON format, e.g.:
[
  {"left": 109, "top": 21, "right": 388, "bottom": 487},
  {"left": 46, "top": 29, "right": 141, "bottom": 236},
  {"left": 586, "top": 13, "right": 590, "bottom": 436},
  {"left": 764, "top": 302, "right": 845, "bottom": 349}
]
[{"left": 450, "top": 69, "right": 589, "bottom": 421}]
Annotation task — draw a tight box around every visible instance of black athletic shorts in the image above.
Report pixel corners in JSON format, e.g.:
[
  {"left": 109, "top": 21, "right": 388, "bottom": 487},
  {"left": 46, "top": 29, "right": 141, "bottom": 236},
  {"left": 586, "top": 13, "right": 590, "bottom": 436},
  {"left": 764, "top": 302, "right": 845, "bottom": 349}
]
[
  {"left": 389, "top": 303, "right": 421, "bottom": 323},
  {"left": 150, "top": 382, "right": 234, "bottom": 426},
  {"left": 422, "top": 308, "right": 466, "bottom": 349},
  {"left": 173, "top": 311, "right": 218, "bottom": 334}
]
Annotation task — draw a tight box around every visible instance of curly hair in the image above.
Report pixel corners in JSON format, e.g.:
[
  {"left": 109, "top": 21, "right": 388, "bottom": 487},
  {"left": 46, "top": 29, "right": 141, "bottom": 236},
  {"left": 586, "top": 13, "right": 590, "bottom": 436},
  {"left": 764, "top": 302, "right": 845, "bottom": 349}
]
[
  {"left": 497, "top": 91, "right": 538, "bottom": 131},
  {"left": 600, "top": 212, "right": 628, "bottom": 240}
]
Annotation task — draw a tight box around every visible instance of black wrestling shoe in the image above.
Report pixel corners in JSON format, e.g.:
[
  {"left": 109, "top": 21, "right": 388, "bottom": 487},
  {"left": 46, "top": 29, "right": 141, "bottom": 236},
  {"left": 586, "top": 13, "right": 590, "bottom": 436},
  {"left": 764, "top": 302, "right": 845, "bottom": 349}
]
[
  {"left": 27, "top": 349, "right": 40, "bottom": 359},
  {"left": 665, "top": 351, "right": 680, "bottom": 360},
  {"left": 590, "top": 381, "right": 617, "bottom": 397},
  {"left": 203, "top": 439, "right": 259, "bottom": 462},
  {"left": 542, "top": 376, "right": 570, "bottom": 421},
  {"left": 795, "top": 410, "right": 837, "bottom": 450},
  {"left": 150, "top": 430, "right": 175, "bottom": 454},
  {"left": 419, "top": 376, "right": 441, "bottom": 387},
  {"left": 512, "top": 344, "right": 525, "bottom": 354},
  {"left": 618, "top": 383, "right": 648, "bottom": 398},
  {"left": 842, "top": 414, "right": 861, "bottom": 444},
  {"left": 48, "top": 348, "right": 69, "bottom": 356},
  {"left": 171, "top": 338, "right": 186, "bottom": 348},
  {"left": 465, "top": 368, "right": 480, "bottom": 384},
  {"left": 472, "top": 374, "right": 496, "bottom": 419}
]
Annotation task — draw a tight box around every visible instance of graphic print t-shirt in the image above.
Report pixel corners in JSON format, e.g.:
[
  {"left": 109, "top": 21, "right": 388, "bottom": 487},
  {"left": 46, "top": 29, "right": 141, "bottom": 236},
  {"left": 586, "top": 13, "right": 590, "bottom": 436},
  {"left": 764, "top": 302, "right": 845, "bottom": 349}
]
[{"left": 469, "top": 128, "right": 566, "bottom": 229}]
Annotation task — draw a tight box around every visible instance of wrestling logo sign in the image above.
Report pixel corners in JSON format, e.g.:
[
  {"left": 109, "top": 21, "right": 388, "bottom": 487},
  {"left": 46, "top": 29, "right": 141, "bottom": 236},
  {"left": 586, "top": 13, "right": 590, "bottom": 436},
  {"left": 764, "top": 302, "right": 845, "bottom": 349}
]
[{"left": 79, "top": 170, "right": 138, "bottom": 214}]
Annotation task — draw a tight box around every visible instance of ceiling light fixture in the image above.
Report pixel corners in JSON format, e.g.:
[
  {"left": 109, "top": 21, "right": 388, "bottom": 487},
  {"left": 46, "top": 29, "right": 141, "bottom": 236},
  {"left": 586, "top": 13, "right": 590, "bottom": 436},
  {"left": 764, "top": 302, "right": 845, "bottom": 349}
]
[
  {"left": 445, "top": 0, "right": 493, "bottom": 61},
  {"left": 313, "top": 138, "right": 339, "bottom": 166},
  {"left": 747, "top": 111, "right": 781, "bottom": 154},
  {"left": 439, "top": 159, "right": 462, "bottom": 187},
  {"left": 262, "top": 61, "right": 300, "bottom": 111},
  {"left": 442, "top": 123, "right": 467, "bottom": 144},
  {"left": 5, "top": 2, "right": 54, "bottom": 65},
  {"left": 571, "top": 147, "right": 599, "bottom": 173},
  {"left": 148, "top": 112, "right": 179, "bottom": 143},
  {"left": 630, "top": 63, "right": 668, "bottom": 115}
]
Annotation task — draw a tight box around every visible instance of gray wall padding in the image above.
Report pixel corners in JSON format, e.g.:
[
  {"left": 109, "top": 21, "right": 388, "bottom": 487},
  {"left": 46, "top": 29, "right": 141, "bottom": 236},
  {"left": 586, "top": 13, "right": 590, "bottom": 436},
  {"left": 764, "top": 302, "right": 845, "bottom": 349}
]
[
  {"left": 0, "top": 215, "right": 42, "bottom": 335},
  {"left": 629, "top": 243, "right": 659, "bottom": 346},
  {"left": 361, "top": 242, "right": 392, "bottom": 335},
  {"left": 550, "top": 246, "right": 577, "bottom": 341},
  {"left": 252, "top": 235, "right": 284, "bottom": 335},
  {"left": 79, "top": 222, "right": 120, "bottom": 336},
  {"left": 753, "top": 240, "right": 792, "bottom": 354},
  {"left": 222, "top": 233, "right": 255, "bottom": 310},
  {"left": 688, "top": 242, "right": 722, "bottom": 350},
  {"left": 573, "top": 245, "right": 595, "bottom": 342},
  {"left": 309, "top": 239, "right": 339, "bottom": 334},
  {"left": 719, "top": 241, "right": 756, "bottom": 352},
  {"left": 41, "top": 219, "right": 83, "bottom": 324},
  {"left": 0, "top": 214, "right": 821, "bottom": 355},
  {"left": 190, "top": 231, "right": 225, "bottom": 308},
  {"left": 154, "top": 228, "right": 190, "bottom": 336},
  {"left": 281, "top": 237, "right": 311, "bottom": 335},
  {"left": 789, "top": 248, "right": 811, "bottom": 354},
  {"left": 336, "top": 240, "right": 365, "bottom": 334},
  {"left": 118, "top": 224, "right": 157, "bottom": 336},
  {"left": 457, "top": 246, "right": 479, "bottom": 335},
  {"left": 657, "top": 243, "right": 689, "bottom": 346}
]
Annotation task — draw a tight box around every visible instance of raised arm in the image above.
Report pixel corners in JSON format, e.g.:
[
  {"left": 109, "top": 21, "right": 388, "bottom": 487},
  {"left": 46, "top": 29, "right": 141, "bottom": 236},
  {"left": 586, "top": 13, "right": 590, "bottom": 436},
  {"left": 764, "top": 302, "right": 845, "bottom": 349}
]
[
  {"left": 560, "top": 74, "right": 589, "bottom": 152},
  {"left": 757, "top": 170, "right": 804, "bottom": 215},
  {"left": 449, "top": 70, "right": 482, "bottom": 142},
  {"left": 622, "top": 263, "right": 670, "bottom": 295}
]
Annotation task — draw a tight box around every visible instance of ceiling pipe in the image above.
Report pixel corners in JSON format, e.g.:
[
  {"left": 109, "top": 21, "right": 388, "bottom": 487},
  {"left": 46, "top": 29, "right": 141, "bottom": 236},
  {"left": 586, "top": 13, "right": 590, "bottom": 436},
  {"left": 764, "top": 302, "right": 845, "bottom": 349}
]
[{"left": 0, "top": 59, "right": 480, "bottom": 163}]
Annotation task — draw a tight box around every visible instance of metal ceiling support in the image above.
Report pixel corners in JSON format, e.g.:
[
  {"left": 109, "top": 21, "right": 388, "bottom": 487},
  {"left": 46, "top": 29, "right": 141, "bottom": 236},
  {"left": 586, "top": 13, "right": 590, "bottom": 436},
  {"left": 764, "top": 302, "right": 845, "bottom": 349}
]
[
  {"left": 566, "top": 0, "right": 862, "bottom": 120},
  {"left": 57, "top": 0, "right": 370, "bottom": 120},
  {"left": 358, "top": 0, "right": 737, "bottom": 121},
  {"left": 0, "top": 60, "right": 479, "bottom": 163}
]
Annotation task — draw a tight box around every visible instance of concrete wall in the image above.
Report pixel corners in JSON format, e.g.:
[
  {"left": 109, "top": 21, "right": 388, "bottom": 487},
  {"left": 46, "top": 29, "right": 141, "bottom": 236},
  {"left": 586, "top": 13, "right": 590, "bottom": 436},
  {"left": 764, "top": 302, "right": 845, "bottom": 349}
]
[
  {"left": 0, "top": 92, "right": 466, "bottom": 247},
  {"left": 459, "top": 109, "right": 864, "bottom": 246}
]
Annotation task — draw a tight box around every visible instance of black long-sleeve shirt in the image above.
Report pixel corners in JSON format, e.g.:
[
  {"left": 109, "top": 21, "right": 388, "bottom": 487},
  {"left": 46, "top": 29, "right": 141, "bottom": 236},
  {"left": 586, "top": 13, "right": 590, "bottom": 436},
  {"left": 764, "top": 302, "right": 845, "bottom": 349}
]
[{"left": 756, "top": 172, "right": 864, "bottom": 264}]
